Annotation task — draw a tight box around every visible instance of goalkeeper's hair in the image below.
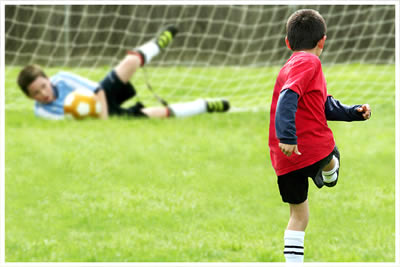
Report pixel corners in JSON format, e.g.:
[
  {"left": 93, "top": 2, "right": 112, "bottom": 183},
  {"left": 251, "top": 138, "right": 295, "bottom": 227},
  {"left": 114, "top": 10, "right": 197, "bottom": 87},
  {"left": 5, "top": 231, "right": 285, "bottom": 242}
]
[
  {"left": 17, "top": 64, "right": 47, "bottom": 96},
  {"left": 286, "top": 9, "right": 327, "bottom": 51}
]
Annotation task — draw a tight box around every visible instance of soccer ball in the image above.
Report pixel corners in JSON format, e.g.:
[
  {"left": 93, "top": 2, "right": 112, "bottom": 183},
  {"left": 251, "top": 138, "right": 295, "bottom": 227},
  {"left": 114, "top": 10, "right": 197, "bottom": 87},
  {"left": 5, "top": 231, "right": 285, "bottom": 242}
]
[{"left": 63, "top": 89, "right": 102, "bottom": 119}]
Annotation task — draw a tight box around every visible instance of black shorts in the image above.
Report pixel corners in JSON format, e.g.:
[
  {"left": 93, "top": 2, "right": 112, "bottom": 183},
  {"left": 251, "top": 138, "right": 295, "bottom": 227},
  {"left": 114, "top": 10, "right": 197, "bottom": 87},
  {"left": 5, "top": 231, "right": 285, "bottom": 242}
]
[
  {"left": 97, "top": 70, "right": 147, "bottom": 118},
  {"left": 277, "top": 146, "right": 340, "bottom": 204}
]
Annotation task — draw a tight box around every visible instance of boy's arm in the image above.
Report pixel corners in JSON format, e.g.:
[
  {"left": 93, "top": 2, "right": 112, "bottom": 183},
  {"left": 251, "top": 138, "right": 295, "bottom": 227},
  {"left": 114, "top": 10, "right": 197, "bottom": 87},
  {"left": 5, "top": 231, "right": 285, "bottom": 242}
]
[
  {"left": 95, "top": 89, "right": 109, "bottom": 120},
  {"left": 325, "top": 96, "right": 371, "bottom": 121},
  {"left": 275, "top": 89, "right": 301, "bottom": 156}
]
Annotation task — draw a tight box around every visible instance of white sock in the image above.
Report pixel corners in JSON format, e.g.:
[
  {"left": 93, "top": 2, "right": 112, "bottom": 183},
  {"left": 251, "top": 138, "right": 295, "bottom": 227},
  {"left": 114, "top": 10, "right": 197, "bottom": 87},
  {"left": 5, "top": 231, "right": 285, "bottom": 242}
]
[
  {"left": 322, "top": 155, "right": 339, "bottom": 183},
  {"left": 136, "top": 41, "right": 160, "bottom": 64},
  {"left": 168, "top": 99, "right": 207, "bottom": 117},
  {"left": 284, "top": 230, "right": 305, "bottom": 263}
]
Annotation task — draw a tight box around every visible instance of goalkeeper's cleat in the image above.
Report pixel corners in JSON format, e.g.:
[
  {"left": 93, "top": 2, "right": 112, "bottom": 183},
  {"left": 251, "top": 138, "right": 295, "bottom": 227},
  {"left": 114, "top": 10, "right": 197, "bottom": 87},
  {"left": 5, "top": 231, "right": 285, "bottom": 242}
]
[
  {"left": 206, "top": 99, "right": 230, "bottom": 113},
  {"left": 155, "top": 25, "right": 178, "bottom": 50}
]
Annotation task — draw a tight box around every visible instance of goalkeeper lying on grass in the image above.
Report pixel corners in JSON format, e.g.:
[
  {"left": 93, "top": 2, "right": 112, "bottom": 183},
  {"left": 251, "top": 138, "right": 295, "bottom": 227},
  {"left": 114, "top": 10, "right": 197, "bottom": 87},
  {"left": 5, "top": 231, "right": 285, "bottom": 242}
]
[{"left": 16, "top": 25, "right": 229, "bottom": 120}]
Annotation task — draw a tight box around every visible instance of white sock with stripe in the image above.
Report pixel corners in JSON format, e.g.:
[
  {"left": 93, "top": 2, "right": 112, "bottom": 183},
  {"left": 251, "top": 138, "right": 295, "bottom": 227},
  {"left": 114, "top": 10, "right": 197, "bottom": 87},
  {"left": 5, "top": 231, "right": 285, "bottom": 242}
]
[
  {"left": 136, "top": 41, "right": 160, "bottom": 64},
  {"left": 168, "top": 99, "right": 207, "bottom": 117},
  {"left": 322, "top": 155, "right": 339, "bottom": 184},
  {"left": 284, "top": 230, "right": 305, "bottom": 263}
]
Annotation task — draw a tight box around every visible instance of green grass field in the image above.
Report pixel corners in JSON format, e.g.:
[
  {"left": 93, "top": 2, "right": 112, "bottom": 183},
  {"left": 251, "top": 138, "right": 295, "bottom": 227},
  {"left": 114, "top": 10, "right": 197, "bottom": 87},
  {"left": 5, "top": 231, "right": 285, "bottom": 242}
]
[{"left": 4, "top": 65, "right": 396, "bottom": 262}]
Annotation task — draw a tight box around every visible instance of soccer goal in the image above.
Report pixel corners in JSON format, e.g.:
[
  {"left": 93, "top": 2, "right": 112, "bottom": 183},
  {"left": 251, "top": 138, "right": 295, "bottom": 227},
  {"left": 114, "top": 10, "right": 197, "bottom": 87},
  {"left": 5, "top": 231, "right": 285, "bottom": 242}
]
[{"left": 4, "top": 5, "right": 396, "bottom": 111}]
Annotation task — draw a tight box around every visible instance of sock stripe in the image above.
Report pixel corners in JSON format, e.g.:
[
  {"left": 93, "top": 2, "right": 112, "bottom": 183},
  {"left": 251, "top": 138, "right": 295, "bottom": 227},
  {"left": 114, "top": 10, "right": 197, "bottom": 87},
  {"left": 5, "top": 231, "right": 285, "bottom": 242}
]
[
  {"left": 285, "top": 245, "right": 304, "bottom": 249},
  {"left": 284, "top": 251, "right": 304, "bottom": 255},
  {"left": 284, "top": 230, "right": 305, "bottom": 262},
  {"left": 322, "top": 155, "right": 339, "bottom": 175},
  {"left": 166, "top": 107, "right": 173, "bottom": 117},
  {"left": 284, "top": 247, "right": 304, "bottom": 253},
  {"left": 127, "top": 50, "right": 145, "bottom": 66}
]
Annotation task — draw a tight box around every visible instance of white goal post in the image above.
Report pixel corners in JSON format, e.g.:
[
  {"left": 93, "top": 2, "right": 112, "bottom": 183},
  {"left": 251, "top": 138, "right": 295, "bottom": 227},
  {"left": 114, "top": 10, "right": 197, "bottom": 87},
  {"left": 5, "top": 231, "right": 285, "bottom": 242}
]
[{"left": 4, "top": 4, "right": 396, "bottom": 110}]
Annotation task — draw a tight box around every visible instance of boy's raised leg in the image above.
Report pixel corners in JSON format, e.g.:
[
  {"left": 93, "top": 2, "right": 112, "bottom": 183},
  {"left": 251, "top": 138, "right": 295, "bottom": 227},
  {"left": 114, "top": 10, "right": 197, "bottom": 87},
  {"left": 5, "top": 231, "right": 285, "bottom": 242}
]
[
  {"left": 115, "top": 25, "right": 178, "bottom": 83},
  {"left": 322, "top": 156, "right": 339, "bottom": 185},
  {"left": 312, "top": 146, "right": 341, "bottom": 188},
  {"left": 322, "top": 147, "right": 340, "bottom": 187},
  {"left": 131, "top": 25, "right": 178, "bottom": 66}
]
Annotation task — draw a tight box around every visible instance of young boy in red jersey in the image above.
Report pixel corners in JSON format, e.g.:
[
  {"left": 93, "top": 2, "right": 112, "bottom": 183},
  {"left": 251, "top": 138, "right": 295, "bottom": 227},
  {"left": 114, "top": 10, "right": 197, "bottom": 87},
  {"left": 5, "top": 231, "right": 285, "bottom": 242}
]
[{"left": 268, "top": 9, "right": 371, "bottom": 263}]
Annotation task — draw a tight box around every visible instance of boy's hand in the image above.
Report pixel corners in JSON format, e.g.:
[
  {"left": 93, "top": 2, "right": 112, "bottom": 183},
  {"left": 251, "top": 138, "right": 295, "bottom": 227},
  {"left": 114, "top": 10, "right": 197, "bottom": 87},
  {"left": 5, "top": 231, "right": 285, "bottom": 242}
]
[
  {"left": 356, "top": 104, "right": 371, "bottom": 120},
  {"left": 279, "top": 143, "right": 301, "bottom": 157}
]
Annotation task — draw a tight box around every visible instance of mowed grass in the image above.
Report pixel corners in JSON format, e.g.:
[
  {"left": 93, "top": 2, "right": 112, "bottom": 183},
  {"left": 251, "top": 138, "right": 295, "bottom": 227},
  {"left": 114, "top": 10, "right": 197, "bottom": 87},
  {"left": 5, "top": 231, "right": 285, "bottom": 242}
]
[{"left": 4, "top": 65, "right": 395, "bottom": 262}]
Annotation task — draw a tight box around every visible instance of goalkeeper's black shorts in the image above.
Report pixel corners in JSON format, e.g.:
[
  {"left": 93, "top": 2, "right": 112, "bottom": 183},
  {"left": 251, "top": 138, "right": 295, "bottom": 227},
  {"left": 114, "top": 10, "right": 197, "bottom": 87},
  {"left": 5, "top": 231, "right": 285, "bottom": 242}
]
[
  {"left": 96, "top": 70, "right": 148, "bottom": 118},
  {"left": 277, "top": 146, "right": 340, "bottom": 204}
]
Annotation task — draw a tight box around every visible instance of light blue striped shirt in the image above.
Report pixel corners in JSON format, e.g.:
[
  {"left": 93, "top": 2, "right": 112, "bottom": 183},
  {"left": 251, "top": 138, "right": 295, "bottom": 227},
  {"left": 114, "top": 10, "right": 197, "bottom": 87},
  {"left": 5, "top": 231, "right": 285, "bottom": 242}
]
[{"left": 34, "top": 72, "right": 99, "bottom": 119}]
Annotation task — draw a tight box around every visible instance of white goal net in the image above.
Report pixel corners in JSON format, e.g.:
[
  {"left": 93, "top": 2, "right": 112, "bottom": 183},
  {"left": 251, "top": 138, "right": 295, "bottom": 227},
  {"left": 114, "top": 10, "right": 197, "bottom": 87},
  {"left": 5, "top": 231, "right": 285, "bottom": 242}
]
[{"left": 4, "top": 5, "right": 396, "bottom": 111}]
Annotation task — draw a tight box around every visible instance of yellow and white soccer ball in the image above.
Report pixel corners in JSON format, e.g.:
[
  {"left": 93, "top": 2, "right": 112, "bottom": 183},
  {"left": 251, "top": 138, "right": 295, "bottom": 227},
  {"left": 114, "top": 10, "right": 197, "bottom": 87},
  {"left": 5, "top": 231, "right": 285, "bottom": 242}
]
[{"left": 63, "top": 89, "right": 102, "bottom": 119}]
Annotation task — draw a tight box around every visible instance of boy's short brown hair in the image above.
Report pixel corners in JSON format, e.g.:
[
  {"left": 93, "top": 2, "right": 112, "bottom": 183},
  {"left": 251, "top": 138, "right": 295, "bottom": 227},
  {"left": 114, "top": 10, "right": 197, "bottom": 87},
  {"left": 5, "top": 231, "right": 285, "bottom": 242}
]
[
  {"left": 286, "top": 9, "right": 327, "bottom": 51},
  {"left": 17, "top": 64, "right": 47, "bottom": 96}
]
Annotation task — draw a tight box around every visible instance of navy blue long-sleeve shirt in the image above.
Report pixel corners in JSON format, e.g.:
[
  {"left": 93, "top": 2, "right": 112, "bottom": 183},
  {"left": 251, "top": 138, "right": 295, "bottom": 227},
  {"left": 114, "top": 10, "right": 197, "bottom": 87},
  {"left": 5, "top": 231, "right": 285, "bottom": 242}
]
[{"left": 275, "top": 89, "right": 366, "bottom": 145}]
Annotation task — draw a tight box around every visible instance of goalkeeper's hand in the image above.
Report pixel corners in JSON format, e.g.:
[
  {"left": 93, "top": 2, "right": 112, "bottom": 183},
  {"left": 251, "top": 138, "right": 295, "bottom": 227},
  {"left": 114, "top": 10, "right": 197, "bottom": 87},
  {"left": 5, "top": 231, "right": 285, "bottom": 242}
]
[{"left": 356, "top": 104, "right": 371, "bottom": 120}]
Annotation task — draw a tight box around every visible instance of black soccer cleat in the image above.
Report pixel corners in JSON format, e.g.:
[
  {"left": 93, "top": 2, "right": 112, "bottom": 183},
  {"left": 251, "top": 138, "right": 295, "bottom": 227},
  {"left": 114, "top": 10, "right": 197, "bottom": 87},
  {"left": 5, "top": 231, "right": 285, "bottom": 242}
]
[
  {"left": 155, "top": 25, "right": 178, "bottom": 50},
  {"left": 206, "top": 99, "right": 230, "bottom": 113},
  {"left": 312, "top": 170, "right": 325, "bottom": 189}
]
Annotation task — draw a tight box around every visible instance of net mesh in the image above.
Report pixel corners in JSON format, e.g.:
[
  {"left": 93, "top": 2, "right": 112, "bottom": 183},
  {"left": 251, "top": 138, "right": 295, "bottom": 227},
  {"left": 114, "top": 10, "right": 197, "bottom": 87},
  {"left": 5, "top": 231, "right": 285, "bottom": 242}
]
[{"left": 5, "top": 5, "right": 396, "bottom": 111}]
